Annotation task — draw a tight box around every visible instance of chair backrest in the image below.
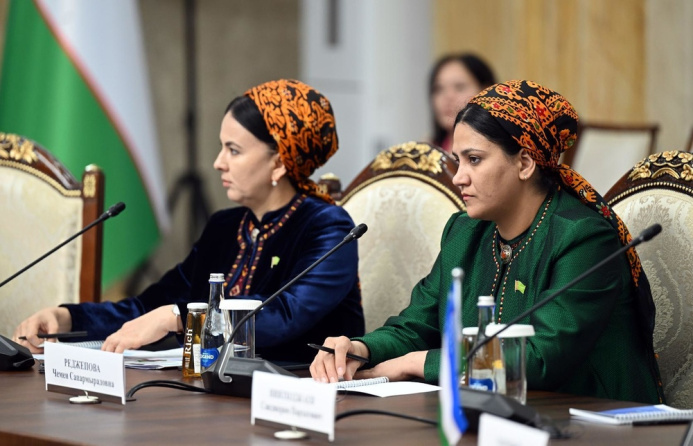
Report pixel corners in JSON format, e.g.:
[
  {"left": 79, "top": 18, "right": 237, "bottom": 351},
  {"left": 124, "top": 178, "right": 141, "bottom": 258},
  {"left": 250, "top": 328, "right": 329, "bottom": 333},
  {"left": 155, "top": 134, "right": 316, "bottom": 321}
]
[
  {"left": 605, "top": 150, "right": 693, "bottom": 408},
  {"left": 0, "top": 134, "right": 104, "bottom": 337},
  {"left": 339, "top": 142, "right": 464, "bottom": 333},
  {"left": 564, "top": 122, "right": 659, "bottom": 195}
]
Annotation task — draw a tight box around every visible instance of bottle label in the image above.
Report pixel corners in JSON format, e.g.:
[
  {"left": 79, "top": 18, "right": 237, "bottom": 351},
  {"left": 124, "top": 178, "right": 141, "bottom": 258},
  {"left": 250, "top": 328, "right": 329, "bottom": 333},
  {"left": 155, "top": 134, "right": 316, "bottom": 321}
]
[
  {"left": 469, "top": 377, "right": 496, "bottom": 392},
  {"left": 193, "top": 344, "right": 201, "bottom": 374},
  {"left": 200, "top": 347, "right": 219, "bottom": 369}
]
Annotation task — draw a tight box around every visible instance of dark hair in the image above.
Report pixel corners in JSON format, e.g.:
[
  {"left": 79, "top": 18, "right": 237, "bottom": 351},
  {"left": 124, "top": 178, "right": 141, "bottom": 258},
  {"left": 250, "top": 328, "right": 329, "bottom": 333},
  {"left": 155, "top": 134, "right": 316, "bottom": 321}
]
[
  {"left": 224, "top": 96, "right": 277, "bottom": 151},
  {"left": 455, "top": 103, "right": 555, "bottom": 191},
  {"left": 430, "top": 53, "right": 496, "bottom": 147}
]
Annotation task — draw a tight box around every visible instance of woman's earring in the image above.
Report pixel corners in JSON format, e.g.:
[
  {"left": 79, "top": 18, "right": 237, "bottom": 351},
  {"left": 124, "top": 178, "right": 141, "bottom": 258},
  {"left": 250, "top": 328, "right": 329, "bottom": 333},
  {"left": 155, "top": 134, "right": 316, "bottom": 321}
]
[{"left": 271, "top": 179, "right": 278, "bottom": 187}]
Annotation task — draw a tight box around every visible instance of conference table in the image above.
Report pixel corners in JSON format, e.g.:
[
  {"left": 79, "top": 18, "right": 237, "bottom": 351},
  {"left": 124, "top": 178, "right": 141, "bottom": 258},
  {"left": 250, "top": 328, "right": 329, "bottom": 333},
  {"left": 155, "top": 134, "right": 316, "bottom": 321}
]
[{"left": 0, "top": 366, "right": 688, "bottom": 445}]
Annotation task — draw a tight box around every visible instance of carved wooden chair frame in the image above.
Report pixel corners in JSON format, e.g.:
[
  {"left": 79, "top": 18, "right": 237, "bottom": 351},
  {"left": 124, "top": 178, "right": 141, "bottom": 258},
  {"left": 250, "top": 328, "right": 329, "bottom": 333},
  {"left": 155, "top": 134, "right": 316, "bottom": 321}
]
[
  {"left": 338, "top": 141, "right": 464, "bottom": 210},
  {"left": 0, "top": 133, "right": 104, "bottom": 303},
  {"left": 605, "top": 150, "right": 693, "bottom": 204}
]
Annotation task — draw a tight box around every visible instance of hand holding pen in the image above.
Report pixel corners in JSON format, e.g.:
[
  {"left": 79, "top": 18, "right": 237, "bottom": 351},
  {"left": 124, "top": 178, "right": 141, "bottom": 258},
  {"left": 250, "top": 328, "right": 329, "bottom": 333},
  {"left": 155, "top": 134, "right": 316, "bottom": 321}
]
[
  {"left": 308, "top": 343, "right": 370, "bottom": 363},
  {"left": 308, "top": 336, "right": 371, "bottom": 383}
]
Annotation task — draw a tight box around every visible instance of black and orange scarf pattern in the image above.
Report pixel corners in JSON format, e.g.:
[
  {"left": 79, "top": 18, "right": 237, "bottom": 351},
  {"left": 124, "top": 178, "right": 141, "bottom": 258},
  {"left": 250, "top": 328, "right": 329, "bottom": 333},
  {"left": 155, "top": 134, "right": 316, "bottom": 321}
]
[{"left": 245, "top": 79, "right": 338, "bottom": 203}]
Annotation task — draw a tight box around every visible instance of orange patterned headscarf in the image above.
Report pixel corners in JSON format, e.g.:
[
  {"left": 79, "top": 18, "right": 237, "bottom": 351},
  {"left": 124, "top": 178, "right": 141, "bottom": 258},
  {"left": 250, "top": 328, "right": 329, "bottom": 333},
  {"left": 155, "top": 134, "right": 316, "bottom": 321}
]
[
  {"left": 469, "top": 81, "right": 661, "bottom": 383},
  {"left": 245, "top": 79, "right": 338, "bottom": 203}
]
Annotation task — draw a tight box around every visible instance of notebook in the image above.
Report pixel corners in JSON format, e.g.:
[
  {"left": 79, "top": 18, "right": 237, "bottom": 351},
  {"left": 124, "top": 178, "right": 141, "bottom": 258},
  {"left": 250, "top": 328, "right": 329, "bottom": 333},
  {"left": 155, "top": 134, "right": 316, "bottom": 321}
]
[
  {"left": 569, "top": 405, "right": 693, "bottom": 425},
  {"left": 335, "top": 377, "right": 389, "bottom": 390}
]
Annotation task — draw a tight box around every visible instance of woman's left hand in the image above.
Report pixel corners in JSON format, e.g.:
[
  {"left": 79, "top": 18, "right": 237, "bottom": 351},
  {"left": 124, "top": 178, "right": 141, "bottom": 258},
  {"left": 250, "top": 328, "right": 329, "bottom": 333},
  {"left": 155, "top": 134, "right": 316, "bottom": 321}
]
[
  {"left": 102, "top": 305, "right": 180, "bottom": 353},
  {"left": 354, "top": 351, "right": 427, "bottom": 382}
]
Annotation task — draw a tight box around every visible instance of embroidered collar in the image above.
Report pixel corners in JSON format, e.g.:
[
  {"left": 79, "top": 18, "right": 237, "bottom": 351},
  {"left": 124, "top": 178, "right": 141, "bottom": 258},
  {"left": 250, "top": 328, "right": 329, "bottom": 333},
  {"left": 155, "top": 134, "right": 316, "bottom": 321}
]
[{"left": 225, "top": 194, "right": 306, "bottom": 296}]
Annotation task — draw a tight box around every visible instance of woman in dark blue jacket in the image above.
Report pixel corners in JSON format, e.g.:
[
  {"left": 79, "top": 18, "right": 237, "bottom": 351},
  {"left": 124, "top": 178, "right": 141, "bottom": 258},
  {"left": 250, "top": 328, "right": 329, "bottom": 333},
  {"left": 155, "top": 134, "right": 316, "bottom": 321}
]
[{"left": 15, "top": 79, "right": 364, "bottom": 362}]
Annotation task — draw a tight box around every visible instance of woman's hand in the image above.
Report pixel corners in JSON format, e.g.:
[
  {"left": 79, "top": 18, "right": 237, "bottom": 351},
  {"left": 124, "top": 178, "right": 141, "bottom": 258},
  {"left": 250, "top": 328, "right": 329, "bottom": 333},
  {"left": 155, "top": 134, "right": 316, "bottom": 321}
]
[
  {"left": 310, "top": 336, "right": 370, "bottom": 383},
  {"left": 353, "top": 351, "right": 427, "bottom": 382},
  {"left": 13, "top": 307, "right": 72, "bottom": 353},
  {"left": 102, "top": 305, "right": 181, "bottom": 353}
]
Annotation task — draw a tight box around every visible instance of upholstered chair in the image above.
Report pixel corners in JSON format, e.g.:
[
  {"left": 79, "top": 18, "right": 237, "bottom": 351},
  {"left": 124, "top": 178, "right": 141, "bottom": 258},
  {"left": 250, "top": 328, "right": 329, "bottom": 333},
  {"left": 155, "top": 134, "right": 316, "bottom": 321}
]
[
  {"left": 564, "top": 122, "right": 659, "bottom": 195},
  {"left": 338, "top": 142, "right": 464, "bottom": 333},
  {"left": 0, "top": 134, "right": 104, "bottom": 337},
  {"left": 605, "top": 150, "right": 693, "bottom": 408}
]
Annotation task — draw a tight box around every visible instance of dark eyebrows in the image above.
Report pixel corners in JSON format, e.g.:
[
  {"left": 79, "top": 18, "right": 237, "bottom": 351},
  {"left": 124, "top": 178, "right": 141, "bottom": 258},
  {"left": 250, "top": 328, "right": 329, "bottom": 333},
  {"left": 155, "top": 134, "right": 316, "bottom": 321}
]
[
  {"left": 220, "top": 140, "right": 242, "bottom": 150},
  {"left": 459, "top": 148, "right": 484, "bottom": 156}
]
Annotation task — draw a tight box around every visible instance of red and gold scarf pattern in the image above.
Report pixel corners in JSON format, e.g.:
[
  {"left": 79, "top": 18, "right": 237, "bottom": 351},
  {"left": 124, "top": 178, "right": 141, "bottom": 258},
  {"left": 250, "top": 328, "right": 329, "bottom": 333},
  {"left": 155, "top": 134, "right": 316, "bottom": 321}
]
[
  {"left": 469, "top": 80, "right": 643, "bottom": 286},
  {"left": 470, "top": 80, "right": 663, "bottom": 401},
  {"left": 245, "top": 79, "right": 338, "bottom": 203}
]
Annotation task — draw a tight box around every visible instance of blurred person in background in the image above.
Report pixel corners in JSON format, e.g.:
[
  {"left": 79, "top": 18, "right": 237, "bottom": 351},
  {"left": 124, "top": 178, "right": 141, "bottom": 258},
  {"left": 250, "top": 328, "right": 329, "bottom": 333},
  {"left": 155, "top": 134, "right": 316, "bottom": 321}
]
[{"left": 430, "top": 53, "right": 496, "bottom": 153}]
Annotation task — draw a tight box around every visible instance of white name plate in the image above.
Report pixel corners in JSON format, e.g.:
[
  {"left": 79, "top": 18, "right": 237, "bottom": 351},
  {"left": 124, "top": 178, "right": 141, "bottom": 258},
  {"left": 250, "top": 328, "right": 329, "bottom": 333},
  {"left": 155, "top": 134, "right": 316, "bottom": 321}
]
[
  {"left": 478, "top": 413, "right": 550, "bottom": 446},
  {"left": 44, "top": 342, "right": 126, "bottom": 404},
  {"left": 251, "top": 371, "right": 336, "bottom": 441}
]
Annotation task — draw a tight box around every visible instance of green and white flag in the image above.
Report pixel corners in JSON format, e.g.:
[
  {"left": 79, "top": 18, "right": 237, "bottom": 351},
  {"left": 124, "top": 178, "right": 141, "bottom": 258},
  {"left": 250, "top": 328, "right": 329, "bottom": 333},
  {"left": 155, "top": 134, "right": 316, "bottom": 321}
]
[{"left": 0, "top": 0, "right": 169, "bottom": 287}]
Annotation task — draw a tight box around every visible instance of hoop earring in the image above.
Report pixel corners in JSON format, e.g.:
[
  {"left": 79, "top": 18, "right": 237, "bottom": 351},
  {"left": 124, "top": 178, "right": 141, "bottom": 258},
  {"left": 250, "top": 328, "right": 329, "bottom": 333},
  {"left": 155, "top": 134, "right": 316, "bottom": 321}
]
[{"left": 271, "top": 180, "right": 278, "bottom": 187}]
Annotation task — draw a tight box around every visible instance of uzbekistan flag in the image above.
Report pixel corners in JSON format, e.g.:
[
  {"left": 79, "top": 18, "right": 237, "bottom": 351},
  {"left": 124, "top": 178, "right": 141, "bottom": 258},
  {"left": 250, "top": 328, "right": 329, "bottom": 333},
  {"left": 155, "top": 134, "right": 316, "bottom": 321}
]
[
  {"left": 439, "top": 267, "right": 468, "bottom": 444},
  {"left": 0, "top": 0, "right": 169, "bottom": 287}
]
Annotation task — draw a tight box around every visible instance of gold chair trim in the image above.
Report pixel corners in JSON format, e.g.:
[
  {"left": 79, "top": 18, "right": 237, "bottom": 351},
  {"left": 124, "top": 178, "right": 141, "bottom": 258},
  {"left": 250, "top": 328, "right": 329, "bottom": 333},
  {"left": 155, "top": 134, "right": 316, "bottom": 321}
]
[
  {"left": 608, "top": 181, "right": 693, "bottom": 206},
  {"left": 0, "top": 159, "right": 82, "bottom": 198},
  {"left": 370, "top": 141, "right": 444, "bottom": 175},
  {"left": 0, "top": 133, "right": 38, "bottom": 163},
  {"left": 610, "top": 151, "right": 693, "bottom": 205}
]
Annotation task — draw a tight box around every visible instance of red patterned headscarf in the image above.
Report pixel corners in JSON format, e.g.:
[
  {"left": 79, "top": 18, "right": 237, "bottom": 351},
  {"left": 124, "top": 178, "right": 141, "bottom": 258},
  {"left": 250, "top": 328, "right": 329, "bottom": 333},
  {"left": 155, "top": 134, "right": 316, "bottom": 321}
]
[
  {"left": 469, "top": 80, "right": 645, "bottom": 285},
  {"left": 245, "top": 79, "right": 338, "bottom": 203},
  {"left": 469, "top": 82, "right": 662, "bottom": 396}
]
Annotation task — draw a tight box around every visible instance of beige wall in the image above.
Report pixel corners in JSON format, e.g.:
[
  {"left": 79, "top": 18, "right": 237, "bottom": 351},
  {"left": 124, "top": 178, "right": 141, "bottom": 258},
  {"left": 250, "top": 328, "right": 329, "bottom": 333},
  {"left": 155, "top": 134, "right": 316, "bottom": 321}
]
[
  {"left": 133, "top": 0, "right": 299, "bottom": 296},
  {"left": 645, "top": 0, "right": 693, "bottom": 151},
  {"left": 434, "top": 0, "right": 692, "bottom": 152}
]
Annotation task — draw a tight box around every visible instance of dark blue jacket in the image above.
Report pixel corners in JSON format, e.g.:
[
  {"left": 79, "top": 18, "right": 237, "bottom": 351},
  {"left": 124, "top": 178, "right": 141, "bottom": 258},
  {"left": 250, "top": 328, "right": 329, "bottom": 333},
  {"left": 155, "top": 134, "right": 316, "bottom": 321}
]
[{"left": 64, "top": 195, "right": 364, "bottom": 362}]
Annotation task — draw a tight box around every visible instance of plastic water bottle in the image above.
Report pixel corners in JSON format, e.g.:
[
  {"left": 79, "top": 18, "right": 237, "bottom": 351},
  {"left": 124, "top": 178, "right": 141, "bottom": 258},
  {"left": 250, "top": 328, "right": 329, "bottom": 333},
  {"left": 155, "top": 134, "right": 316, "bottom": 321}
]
[
  {"left": 468, "top": 295, "right": 505, "bottom": 393},
  {"left": 200, "top": 273, "right": 230, "bottom": 371}
]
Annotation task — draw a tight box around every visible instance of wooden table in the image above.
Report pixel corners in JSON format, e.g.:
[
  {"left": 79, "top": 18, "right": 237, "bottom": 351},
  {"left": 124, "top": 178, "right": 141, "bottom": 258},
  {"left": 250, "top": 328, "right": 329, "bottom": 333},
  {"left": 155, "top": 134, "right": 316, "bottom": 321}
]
[{"left": 0, "top": 367, "right": 687, "bottom": 445}]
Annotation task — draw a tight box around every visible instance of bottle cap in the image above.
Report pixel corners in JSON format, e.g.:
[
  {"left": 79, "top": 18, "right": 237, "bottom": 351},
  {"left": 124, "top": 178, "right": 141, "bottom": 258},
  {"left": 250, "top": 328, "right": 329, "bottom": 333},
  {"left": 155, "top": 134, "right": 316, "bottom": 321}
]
[
  {"left": 477, "top": 295, "right": 495, "bottom": 306},
  {"left": 209, "top": 273, "right": 225, "bottom": 282},
  {"left": 187, "top": 302, "right": 208, "bottom": 311},
  {"left": 485, "top": 323, "right": 535, "bottom": 338}
]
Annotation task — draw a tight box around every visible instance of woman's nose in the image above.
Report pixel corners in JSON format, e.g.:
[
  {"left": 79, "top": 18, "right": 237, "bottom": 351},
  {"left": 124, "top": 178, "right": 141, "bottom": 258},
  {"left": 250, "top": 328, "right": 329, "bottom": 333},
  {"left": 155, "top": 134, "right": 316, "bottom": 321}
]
[
  {"left": 452, "top": 165, "right": 469, "bottom": 188},
  {"left": 213, "top": 149, "right": 225, "bottom": 170}
]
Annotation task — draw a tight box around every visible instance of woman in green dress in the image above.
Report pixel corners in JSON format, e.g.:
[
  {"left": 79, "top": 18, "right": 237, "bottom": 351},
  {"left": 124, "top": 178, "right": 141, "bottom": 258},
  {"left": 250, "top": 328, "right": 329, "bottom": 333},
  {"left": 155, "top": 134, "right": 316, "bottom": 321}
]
[{"left": 310, "top": 80, "right": 663, "bottom": 403}]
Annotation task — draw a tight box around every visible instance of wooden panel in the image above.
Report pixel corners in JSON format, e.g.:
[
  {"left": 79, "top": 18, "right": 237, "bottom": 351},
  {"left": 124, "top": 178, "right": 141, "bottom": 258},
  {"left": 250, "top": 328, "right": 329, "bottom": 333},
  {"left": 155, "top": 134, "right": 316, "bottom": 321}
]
[{"left": 433, "top": 0, "right": 646, "bottom": 122}]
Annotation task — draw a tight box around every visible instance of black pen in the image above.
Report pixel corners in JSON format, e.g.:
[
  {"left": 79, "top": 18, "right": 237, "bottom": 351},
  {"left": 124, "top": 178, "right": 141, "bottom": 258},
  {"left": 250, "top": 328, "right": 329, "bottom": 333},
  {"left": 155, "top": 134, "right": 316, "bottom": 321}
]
[
  {"left": 633, "top": 419, "right": 692, "bottom": 426},
  {"left": 18, "top": 331, "right": 88, "bottom": 340},
  {"left": 307, "top": 343, "right": 369, "bottom": 363}
]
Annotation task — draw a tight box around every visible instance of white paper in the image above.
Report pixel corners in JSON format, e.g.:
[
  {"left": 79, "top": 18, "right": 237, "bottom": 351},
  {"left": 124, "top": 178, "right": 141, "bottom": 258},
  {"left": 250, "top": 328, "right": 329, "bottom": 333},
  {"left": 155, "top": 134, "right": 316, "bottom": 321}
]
[
  {"left": 301, "top": 378, "right": 440, "bottom": 397},
  {"left": 478, "top": 413, "right": 550, "bottom": 446},
  {"left": 336, "top": 381, "right": 439, "bottom": 397}
]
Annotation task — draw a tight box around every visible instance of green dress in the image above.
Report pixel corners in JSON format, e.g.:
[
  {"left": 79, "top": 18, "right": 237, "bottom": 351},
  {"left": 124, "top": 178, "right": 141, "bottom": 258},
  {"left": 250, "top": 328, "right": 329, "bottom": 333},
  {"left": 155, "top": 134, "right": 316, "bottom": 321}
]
[{"left": 355, "top": 188, "right": 662, "bottom": 403}]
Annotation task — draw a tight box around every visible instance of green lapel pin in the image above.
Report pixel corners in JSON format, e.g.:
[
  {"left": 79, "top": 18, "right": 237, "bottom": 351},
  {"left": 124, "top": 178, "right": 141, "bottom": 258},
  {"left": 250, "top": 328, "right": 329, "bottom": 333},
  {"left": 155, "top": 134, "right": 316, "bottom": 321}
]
[
  {"left": 515, "top": 280, "right": 526, "bottom": 295},
  {"left": 271, "top": 256, "right": 280, "bottom": 269}
]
